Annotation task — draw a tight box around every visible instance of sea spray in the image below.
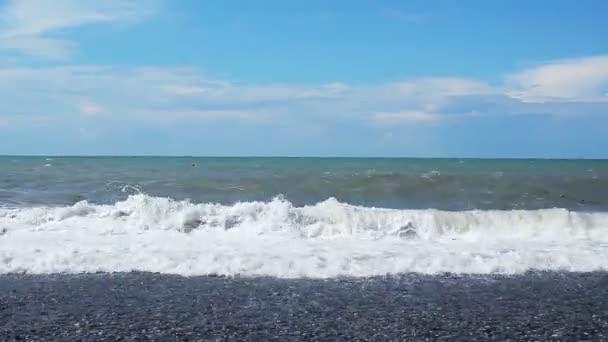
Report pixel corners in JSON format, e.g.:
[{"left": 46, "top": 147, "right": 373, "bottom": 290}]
[{"left": 1, "top": 194, "right": 607, "bottom": 277}]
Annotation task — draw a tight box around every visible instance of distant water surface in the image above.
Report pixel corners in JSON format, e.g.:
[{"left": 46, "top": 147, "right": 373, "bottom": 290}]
[{"left": 1, "top": 156, "right": 606, "bottom": 210}]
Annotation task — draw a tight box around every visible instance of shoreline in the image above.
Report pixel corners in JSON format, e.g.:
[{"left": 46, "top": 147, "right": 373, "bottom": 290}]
[{"left": 1, "top": 271, "right": 607, "bottom": 341}]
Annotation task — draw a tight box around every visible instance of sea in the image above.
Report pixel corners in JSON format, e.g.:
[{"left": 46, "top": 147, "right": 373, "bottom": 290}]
[{"left": 1, "top": 156, "right": 607, "bottom": 278}]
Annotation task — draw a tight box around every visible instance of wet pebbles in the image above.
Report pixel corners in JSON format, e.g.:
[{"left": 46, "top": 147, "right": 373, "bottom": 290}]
[{"left": 1, "top": 272, "right": 607, "bottom": 341}]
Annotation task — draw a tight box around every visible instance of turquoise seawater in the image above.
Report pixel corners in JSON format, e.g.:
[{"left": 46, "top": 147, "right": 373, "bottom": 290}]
[{"left": 1, "top": 156, "right": 606, "bottom": 210}]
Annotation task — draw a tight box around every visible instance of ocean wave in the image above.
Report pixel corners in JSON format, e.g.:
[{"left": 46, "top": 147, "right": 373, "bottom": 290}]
[{"left": 1, "top": 194, "right": 607, "bottom": 277}]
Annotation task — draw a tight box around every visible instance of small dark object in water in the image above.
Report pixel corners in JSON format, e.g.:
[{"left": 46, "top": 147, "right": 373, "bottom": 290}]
[
  {"left": 112, "top": 211, "right": 129, "bottom": 218},
  {"left": 183, "top": 219, "right": 205, "bottom": 233},
  {"left": 224, "top": 216, "right": 242, "bottom": 230},
  {"left": 191, "top": 163, "right": 196, "bottom": 167},
  {"left": 399, "top": 222, "right": 417, "bottom": 239}
]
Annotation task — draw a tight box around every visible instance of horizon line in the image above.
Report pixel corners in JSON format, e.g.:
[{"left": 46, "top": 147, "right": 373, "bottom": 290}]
[{"left": 1, "top": 154, "right": 606, "bottom": 160}]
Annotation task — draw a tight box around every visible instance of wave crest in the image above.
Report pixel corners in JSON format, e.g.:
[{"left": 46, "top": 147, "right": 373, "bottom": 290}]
[
  {"left": 1, "top": 195, "right": 607, "bottom": 277},
  {"left": 4, "top": 194, "right": 605, "bottom": 239}
]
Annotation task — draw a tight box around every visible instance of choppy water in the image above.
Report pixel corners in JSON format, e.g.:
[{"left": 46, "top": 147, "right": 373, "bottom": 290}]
[
  {"left": 1, "top": 157, "right": 607, "bottom": 277},
  {"left": 2, "top": 157, "right": 607, "bottom": 210}
]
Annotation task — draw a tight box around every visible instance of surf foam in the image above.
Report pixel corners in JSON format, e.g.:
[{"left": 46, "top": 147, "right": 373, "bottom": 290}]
[{"left": 1, "top": 194, "right": 607, "bottom": 278}]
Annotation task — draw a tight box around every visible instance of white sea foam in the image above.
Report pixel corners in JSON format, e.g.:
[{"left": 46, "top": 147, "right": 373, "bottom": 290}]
[
  {"left": 1, "top": 194, "right": 607, "bottom": 278},
  {"left": 420, "top": 170, "right": 442, "bottom": 181}
]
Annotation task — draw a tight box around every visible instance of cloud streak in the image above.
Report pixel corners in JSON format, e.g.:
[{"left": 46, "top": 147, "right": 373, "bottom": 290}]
[
  {"left": 0, "top": 0, "right": 158, "bottom": 59},
  {"left": 506, "top": 55, "right": 608, "bottom": 103},
  {"left": 1, "top": 55, "right": 607, "bottom": 128},
  {"left": 0, "top": 65, "right": 493, "bottom": 125},
  {"left": 372, "top": 110, "right": 439, "bottom": 124}
]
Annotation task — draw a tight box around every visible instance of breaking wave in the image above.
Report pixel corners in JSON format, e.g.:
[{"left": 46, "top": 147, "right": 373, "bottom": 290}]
[{"left": 1, "top": 194, "right": 607, "bottom": 278}]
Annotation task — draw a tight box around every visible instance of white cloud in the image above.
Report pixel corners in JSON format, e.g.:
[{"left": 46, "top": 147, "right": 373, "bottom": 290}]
[
  {"left": 0, "top": 65, "right": 282, "bottom": 124},
  {"left": 0, "top": 64, "right": 490, "bottom": 125},
  {"left": 372, "top": 110, "right": 439, "bottom": 125},
  {"left": 506, "top": 55, "right": 608, "bottom": 102},
  {"left": 1, "top": 36, "right": 74, "bottom": 59},
  {"left": 146, "top": 109, "right": 274, "bottom": 122},
  {"left": 165, "top": 85, "right": 216, "bottom": 96},
  {"left": 78, "top": 100, "right": 103, "bottom": 116},
  {"left": 1, "top": 55, "right": 607, "bottom": 128},
  {"left": 0, "top": 0, "right": 158, "bottom": 59}
]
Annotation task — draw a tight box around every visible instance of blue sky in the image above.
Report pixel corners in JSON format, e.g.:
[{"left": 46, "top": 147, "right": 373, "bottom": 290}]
[{"left": 0, "top": 0, "right": 607, "bottom": 157}]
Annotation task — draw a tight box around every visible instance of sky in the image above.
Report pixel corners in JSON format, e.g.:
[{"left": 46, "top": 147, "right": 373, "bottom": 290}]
[{"left": 0, "top": 0, "right": 607, "bottom": 158}]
